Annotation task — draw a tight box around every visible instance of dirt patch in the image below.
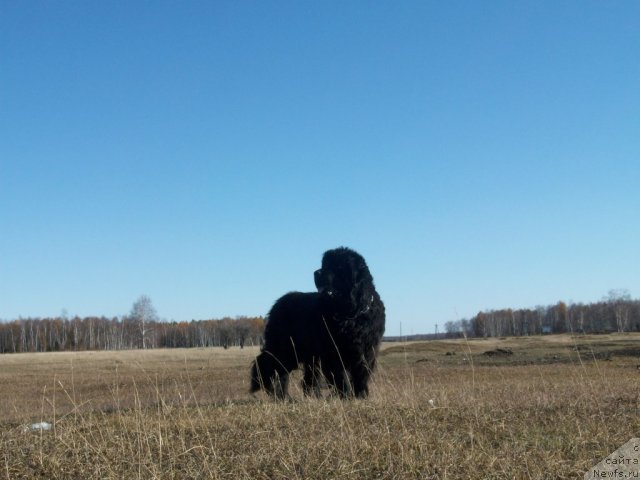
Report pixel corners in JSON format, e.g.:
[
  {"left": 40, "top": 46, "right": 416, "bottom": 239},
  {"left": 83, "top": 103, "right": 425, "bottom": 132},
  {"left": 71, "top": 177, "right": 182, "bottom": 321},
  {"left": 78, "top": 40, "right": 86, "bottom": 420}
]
[{"left": 483, "top": 348, "right": 513, "bottom": 357}]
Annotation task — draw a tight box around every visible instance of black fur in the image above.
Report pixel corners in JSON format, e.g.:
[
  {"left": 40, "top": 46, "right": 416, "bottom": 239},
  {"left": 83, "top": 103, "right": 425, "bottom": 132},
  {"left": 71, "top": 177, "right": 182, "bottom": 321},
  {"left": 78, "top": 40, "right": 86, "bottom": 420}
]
[{"left": 250, "top": 247, "right": 385, "bottom": 399}]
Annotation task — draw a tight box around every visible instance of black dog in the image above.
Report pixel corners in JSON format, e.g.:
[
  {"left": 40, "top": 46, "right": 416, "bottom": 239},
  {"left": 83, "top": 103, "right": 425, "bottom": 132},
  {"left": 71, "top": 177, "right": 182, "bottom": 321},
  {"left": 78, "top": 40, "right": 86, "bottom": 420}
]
[{"left": 250, "top": 247, "right": 385, "bottom": 399}]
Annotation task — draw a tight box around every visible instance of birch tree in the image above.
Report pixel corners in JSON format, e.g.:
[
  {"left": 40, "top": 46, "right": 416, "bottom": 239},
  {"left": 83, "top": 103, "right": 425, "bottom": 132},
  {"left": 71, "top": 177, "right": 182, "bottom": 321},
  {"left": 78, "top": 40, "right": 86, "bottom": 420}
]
[{"left": 130, "top": 295, "right": 158, "bottom": 349}]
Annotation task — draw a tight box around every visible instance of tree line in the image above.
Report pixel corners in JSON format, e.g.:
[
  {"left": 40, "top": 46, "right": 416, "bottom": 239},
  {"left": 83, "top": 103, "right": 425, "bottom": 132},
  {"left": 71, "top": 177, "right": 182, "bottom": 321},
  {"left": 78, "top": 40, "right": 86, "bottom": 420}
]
[
  {"left": 445, "top": 290, "right": 640, "bottom": 338},
  {"left": 4, "top": 291, "right": 638, "bottom": 353},
  {"left": 0, "top": 315, "right": 265, "bottom": 354}
]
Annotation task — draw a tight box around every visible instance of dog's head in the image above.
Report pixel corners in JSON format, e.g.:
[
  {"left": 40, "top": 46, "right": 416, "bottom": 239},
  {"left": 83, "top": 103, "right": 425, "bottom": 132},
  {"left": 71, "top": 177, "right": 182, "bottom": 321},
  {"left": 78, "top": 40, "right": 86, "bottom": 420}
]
[{"left": 314, "top": 247, "right": 375, "bottom": 317}]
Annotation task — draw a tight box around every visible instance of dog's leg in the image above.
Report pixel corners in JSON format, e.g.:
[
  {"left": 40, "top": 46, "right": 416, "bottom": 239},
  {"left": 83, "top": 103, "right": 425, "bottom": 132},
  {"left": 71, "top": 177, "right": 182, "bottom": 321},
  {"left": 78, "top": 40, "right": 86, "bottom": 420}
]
[
  {"left": 250, "top": 353, "right": 273, "bottom": 394},
  {"left": 302, "top": 361, "right": 322, "bottom": 398},
  {"left": 251, "top": 352, "right": 292, "bottom": 400},
  {"left": 271, "top": 371, "right": 290, "bottom": 400},
  {"left": 324, "top": 365, "right": 353, "bottom": 399},
  {"left": 351, "top": 362, "right": 372, "bottom": 399},
  {"left": 352, "top": 349, "right": 379, "bottom": 398},
  {"left": 337, "top": 370, "right": 354, "bottom": 399}
]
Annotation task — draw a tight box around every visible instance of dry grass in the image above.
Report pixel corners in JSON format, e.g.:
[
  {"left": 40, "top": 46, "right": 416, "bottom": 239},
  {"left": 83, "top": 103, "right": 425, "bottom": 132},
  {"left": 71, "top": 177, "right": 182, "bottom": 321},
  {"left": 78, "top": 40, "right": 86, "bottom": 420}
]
[{"left": 2, "top": 334, "right": 640, "bottom": 479}]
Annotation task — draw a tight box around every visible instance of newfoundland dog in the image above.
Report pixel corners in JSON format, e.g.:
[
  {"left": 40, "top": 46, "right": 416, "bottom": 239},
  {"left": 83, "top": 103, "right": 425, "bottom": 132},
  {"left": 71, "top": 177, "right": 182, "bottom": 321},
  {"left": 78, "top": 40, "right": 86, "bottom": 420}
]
[{"left": 250, "top": 247, "right": 385, "bottom": 399}]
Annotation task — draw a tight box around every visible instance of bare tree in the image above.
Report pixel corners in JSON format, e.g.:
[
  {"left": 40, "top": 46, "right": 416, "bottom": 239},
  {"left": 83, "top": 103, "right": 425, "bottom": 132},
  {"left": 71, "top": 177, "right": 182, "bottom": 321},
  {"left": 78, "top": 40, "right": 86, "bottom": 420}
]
[
  {"left": 129, "top": 295, "right": 158, "bottom": 349},
  {"left": 607, "top": 289, "right": 631, "bottom": 333}
]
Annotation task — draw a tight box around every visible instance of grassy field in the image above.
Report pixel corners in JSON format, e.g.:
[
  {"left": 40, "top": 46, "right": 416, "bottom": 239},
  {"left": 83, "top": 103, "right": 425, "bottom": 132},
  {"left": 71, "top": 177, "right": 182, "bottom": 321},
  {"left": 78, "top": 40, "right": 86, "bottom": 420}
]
[{"left": 2, "top": 333, "right": 639, "bottom": 479}]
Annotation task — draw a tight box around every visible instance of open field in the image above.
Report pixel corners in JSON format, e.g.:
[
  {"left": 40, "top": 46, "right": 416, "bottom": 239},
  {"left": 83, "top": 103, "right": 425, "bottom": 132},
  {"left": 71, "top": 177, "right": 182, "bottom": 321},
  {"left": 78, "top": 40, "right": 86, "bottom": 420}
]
[{"left": 2, "top": 333, "right": 640, "bottom": 478}]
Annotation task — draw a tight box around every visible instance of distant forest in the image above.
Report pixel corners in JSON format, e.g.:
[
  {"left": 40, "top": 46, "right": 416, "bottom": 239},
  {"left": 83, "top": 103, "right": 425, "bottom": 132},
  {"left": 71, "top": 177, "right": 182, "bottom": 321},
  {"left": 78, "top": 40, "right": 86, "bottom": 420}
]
[
  {"left": 0, "top": 314, "right": 265, "bottom": 354},
  {"left": 443, "top": 290, "right": 640, "bottom": 339},
  {"left": 0, "top": 295, "right": 266, "bottom": 354},
  {"left": 1, "top": 291, "right": 638, "bottom": 353}
]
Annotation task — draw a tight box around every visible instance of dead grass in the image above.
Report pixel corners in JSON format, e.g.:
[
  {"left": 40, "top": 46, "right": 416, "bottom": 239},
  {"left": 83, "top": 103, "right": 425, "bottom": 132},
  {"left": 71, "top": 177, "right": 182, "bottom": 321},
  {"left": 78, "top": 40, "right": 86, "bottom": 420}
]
[{"left": 2, "top": 334, "right": 640, "bottom": 479}]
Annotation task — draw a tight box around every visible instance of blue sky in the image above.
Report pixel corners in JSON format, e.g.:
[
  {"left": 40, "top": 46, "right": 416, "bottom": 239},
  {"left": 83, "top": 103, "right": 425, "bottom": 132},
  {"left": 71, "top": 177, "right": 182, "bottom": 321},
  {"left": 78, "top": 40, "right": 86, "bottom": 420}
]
[{"left": 1, "top": 1, "right": 638, "bottom": 335}]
